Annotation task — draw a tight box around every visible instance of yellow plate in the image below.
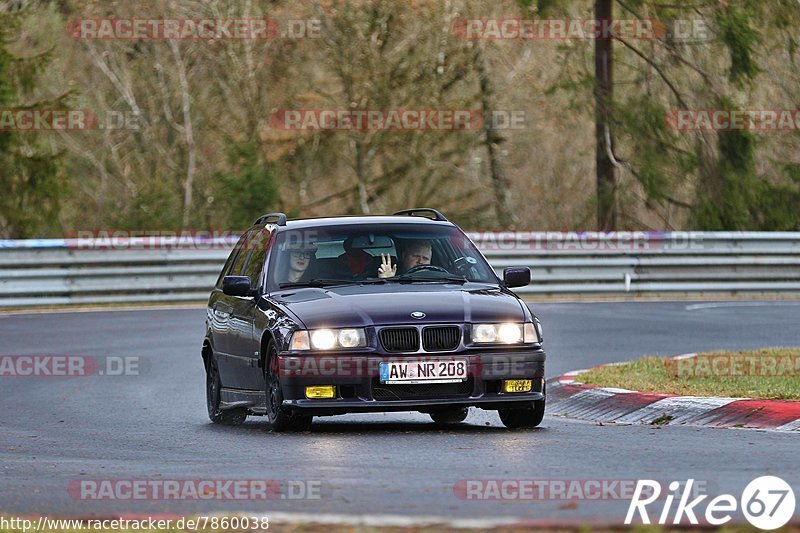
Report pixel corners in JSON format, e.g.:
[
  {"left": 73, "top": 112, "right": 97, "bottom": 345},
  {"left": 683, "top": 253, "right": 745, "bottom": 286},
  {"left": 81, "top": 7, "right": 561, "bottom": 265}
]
[{"left": 503, "top": 379, "right": 532, "bottom": 393}]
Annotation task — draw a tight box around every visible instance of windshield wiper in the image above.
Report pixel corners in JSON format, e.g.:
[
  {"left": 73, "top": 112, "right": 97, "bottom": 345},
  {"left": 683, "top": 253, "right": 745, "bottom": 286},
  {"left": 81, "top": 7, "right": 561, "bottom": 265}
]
[
  {"left": 390, "top": 275, "right": 469, "bottom": 284},
  {"left": 278, "top": 278, "right": 360, "bottom": 289}
]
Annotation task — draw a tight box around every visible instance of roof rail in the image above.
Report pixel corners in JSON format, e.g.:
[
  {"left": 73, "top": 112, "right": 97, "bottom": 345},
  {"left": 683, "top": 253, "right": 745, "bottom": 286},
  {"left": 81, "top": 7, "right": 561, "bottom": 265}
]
[
  {"left": 254, "top": 212, "right": 287, "bottom": 226},
  {"left": 392, "top": 208, "right": 448, "bottom": 222}
]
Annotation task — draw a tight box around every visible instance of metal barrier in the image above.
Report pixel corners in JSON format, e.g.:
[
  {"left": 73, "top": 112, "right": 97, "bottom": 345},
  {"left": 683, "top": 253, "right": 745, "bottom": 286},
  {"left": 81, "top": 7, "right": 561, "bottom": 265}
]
[{"left": 1, "top": 232, "right": 799, "bottom": 307}]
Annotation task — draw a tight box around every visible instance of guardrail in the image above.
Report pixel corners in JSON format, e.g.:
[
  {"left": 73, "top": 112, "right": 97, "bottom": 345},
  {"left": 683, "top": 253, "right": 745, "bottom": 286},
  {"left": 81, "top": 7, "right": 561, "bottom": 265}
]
[{"left": 1, "top": 232, "right": 798, "bottom": 307}]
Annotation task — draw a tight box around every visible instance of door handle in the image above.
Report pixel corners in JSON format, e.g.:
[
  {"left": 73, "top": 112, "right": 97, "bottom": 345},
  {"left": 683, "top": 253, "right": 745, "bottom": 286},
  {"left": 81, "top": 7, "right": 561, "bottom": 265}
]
[{"left": 213, "top": 305, "right": 231, "bottom": 318}]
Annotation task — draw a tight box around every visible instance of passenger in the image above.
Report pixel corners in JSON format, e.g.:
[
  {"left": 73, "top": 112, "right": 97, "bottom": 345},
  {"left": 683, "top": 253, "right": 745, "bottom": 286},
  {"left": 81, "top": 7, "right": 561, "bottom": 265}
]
[
  {"left": 286, "top": 246, "right": 315, "bottom": 283},
  {"left": 337, "top": 236, "right": 373, "bottom": 277},
  {"left": 378, "top": 240, "right": 432, "bottom": 278}
]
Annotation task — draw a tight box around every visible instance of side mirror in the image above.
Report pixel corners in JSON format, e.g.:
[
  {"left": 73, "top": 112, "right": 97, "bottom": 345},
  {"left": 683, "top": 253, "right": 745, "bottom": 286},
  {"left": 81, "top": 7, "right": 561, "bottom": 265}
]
[
  {"left": 503, "top": 267, "right": 531, "bottom": 288},
  {"left": 222, "top": 276, "right": 254, "bottom": 297}
]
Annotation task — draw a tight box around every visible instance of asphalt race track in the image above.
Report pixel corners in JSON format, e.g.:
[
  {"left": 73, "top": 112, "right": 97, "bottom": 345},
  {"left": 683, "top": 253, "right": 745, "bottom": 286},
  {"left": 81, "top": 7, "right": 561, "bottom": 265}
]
[{"left": 1, "top": 301, "right": 799, "bottom": 525}]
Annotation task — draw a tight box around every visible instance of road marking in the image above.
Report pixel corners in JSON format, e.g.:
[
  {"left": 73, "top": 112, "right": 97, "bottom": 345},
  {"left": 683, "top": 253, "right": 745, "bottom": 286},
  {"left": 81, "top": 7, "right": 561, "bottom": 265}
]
[
  {"left": 685, "top": 301, "right": 800, "bottom": 311},
  {"left": 614, "top": 396, "right": 739, "bottom": 424},
  {"left": 0, "top": 304, "right": 203, "bottom": 316},
  {"left": 261, "top": 511, "right": 532, "bottom": 529},
  {"left": 775, "top": 419, "right": 800, "bottom": 431}
]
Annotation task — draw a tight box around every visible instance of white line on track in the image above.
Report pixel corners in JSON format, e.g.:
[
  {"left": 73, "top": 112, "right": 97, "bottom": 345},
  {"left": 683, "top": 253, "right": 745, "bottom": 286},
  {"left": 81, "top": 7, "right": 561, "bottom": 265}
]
[
  {"left": 228, "top": 511, "right": 532, "bottom": 529},
  {"left": 0, "top": 304, "right": 204, "bottom": 317},
  {"left": 775, "top": 419, "right": 800, "bottom": 431},
  {"left": 685, "top": 301, "right": 800, "bottom": 311}
]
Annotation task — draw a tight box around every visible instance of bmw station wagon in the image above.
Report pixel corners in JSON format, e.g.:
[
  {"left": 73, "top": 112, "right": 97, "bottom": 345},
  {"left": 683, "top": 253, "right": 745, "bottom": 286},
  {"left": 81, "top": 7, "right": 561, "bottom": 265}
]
[{"left": 203, "top": 209, "right": 546, "bottom": 431}]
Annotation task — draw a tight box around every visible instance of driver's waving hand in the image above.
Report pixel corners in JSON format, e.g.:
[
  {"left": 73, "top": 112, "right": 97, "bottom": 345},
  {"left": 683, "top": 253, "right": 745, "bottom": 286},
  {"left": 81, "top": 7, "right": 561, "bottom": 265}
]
[
  {"left": 378, "top": 253, "right": 396, "bottom": 278},
  {"left": 378, "top": 240, "right": 431, "bottom": 278}
]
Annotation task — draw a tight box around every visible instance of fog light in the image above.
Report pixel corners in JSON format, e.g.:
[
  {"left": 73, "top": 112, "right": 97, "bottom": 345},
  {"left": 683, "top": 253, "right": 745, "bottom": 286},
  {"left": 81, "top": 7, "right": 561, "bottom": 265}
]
[
  {"left": 305, "top": 386, "right": 336, "bottom": 399},
  {"left": 503, "top": 379, "right": 532, "bottom": 393}
]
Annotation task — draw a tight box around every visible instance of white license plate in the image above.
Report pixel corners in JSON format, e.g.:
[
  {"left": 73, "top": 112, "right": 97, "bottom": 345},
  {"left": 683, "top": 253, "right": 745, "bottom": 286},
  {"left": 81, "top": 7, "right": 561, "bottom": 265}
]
[{"left": 379, "top": 359, "right": 467, "bottom": 384}]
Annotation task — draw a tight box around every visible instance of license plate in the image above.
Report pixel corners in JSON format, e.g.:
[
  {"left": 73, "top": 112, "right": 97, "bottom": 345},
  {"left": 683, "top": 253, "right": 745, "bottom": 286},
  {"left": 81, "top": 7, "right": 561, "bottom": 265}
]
[
  {"left": 503, "top": 379, "right": 533, "bottom": 393},
  {"left": 380, "top": 359, "right": 467, "bottom": 384}
]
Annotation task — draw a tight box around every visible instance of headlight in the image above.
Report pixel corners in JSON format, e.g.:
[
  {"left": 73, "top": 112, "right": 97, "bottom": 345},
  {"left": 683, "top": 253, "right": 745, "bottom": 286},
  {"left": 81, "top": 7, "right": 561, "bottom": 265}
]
[
  {"left": 498, "top": 323, "right": 522, "bottom": 343},
  {"left": 290, "top": 328, "right": 367, "bottom": 351},
  {"left": 472, "top": 323, "right": 522, "bottom": 344},
  {"left": 473, "top": 324, "right": 498, "bottom": 343},
  {"left": 472, "top": 323, "right": 539, "bottom": 344},
  {"left": 311, "top": 329, "right": 337, "bottom": 350},
  {"left": 338, "top": 328, "right": 364, "bottom": 348}
]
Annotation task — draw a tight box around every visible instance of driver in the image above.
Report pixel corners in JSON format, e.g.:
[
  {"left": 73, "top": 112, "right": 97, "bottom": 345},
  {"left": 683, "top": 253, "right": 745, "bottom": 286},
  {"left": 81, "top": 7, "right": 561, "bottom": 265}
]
[{"left": 378, "top": 240, "right": 431, "bottom": 278}]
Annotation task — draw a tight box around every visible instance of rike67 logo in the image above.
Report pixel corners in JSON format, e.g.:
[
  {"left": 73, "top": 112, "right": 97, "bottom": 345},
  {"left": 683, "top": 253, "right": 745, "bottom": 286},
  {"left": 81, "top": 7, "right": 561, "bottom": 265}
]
[{"left": 626, "top": 476, "right": 796, "bottom": 529}]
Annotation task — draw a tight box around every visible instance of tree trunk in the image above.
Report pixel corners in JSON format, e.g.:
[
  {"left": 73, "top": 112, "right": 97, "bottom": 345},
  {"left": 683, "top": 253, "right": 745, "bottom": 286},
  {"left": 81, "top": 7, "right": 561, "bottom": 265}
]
[
  {"left": 474, "top": 41, "right": 515, "bottom": 228},
  {"left": 353, "top": 138, "right": 370, "bottom": 214},
  {"left": 594, "top": 0, "right": 617, "bottom": 230},
  {"left": 170, "top": 40, "right": 196, "bottom": 229}
]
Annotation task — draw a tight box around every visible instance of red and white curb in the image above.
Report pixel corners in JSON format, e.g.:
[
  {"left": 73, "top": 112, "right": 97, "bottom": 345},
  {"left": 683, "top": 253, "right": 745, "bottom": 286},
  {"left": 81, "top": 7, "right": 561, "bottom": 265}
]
[{"left": 547, "top": 355, "right": 800, "bottom": 431}]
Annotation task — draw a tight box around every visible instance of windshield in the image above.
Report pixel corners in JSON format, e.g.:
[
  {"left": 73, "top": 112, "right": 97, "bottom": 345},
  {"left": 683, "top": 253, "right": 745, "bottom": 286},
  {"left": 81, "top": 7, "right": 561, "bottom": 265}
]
[{"left": 267, "top": 223, "right": 498, "bottom": 290}]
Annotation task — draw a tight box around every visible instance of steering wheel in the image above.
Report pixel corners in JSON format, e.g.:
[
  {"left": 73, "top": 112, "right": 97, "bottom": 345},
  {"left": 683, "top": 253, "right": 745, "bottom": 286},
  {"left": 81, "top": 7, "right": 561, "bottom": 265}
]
[{"left": 404, "top": 264, "right": 449, "bottom": 275}]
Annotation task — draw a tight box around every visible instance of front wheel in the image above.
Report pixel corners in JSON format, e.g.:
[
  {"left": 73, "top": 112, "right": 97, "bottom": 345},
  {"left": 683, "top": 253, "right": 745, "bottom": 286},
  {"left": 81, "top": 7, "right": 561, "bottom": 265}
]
[
  {"left": 264, "top": 342, "right": 312, "bottom": 432},
  {"left": 206, "top": 352, "right": 247, "bottom": 425},
  {"left": 498, "top": 398, "right": 545, "bottom": 429}
]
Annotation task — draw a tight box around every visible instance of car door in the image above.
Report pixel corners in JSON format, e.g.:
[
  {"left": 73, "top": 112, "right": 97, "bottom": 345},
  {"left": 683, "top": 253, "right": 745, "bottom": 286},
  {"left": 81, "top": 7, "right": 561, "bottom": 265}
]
[
  {"left": 208, "top": 232, "right": 248, "bottom": 382},
  {"left": 214, "top": 230, "right": 256, "bottom": 387},
  {"left": 228, "top": 228, "right": 273, "bottom": 390}
]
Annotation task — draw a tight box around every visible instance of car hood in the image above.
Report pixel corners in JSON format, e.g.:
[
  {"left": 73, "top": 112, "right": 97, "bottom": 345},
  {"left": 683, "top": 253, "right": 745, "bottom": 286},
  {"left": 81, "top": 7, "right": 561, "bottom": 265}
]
[{"left": 270, "top": 283, "right": 527, "bottom": 329}]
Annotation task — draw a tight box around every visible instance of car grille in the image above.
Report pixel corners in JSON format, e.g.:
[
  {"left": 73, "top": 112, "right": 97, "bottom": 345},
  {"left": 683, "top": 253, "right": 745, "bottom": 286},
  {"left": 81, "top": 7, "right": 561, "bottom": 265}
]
[
  {"left": 379, "top": 328, "right": 419, "bottom": 353},
  {"left": 372, "top": 378, "right": 474, "bottom": 400},
  {"left": 422, "top": 326, "right": 461, "bottom": 351}
]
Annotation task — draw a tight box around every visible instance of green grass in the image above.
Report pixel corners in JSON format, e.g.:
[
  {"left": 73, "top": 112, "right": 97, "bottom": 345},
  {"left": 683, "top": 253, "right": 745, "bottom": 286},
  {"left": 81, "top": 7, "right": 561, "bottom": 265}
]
[{"left": 579, "top": 348, "right": 800, "bottom": 400}]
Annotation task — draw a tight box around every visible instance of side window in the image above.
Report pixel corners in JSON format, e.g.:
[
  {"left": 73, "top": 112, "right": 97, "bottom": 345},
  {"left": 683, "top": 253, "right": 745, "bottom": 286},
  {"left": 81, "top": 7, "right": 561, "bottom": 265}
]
[
  {"left": 230, "top": 230, "right": 256, "bottom": 276},
  {"left": 215, "top": 232, "right": 251, "bottom": 288},
  {"left": 243, "top": 229, "right": 272, "bottom": 288}
]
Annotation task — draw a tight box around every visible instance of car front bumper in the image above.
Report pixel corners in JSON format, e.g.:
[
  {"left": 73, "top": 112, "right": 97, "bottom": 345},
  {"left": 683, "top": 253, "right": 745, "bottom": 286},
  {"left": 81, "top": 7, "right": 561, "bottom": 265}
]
[{"left": 277, "top": 349, "right": 545, "bottom": 416}]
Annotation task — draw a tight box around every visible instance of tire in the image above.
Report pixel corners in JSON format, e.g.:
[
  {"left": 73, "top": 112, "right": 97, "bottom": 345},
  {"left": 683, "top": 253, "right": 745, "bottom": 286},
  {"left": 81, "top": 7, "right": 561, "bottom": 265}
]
[
  {"left": 429, "top": 407, "right": 469, "bottom": 424},
  {"left": 264, "top": 341, "right": 312, "bottom": 432},
  {"left": 498, "top": 397, "right": 545, "bottom": 429},
  {"left": 206, "top": 351, "right": 247, "bottom": 425}
]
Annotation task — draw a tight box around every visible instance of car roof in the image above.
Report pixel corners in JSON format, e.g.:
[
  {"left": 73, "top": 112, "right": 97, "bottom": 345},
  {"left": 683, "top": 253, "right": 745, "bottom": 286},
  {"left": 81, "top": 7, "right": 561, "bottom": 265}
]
[{"left": 273, "top": 215, "right": 456, "bottom": 231}]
